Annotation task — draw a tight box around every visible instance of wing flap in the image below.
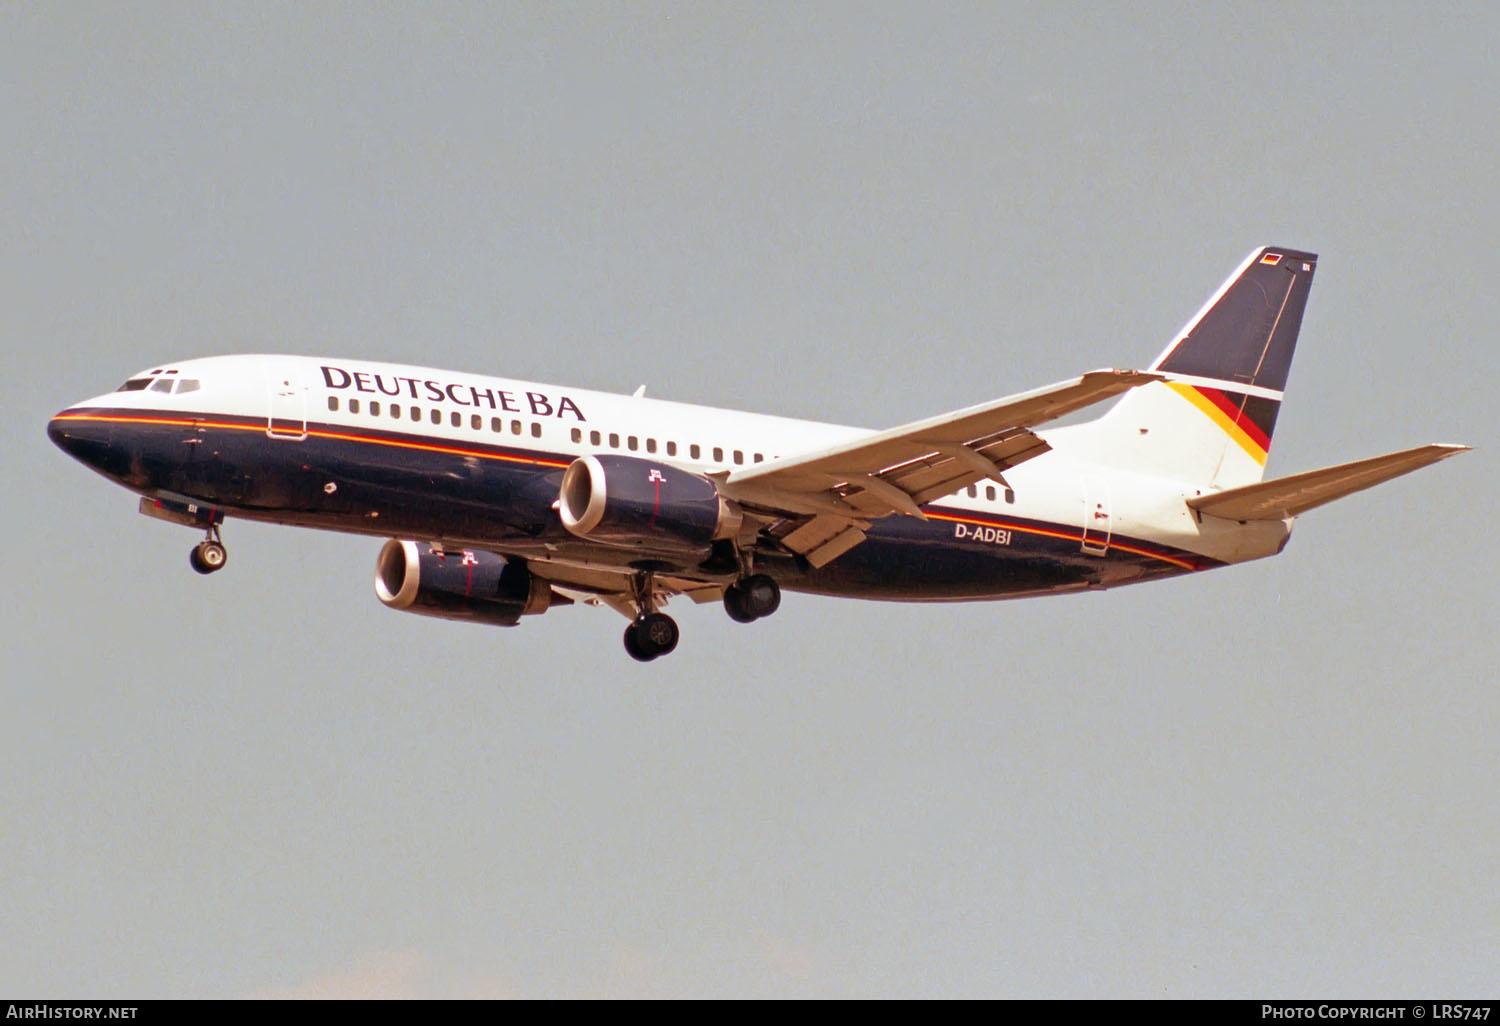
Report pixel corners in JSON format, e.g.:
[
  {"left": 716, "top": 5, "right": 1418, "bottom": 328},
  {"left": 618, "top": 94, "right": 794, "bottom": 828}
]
[
  {"left": 1187, "top": 443, "right": 1469, "bottom": 520},
  {"left": 895, "top": 429, "right": 1053, "bottom": 505}
]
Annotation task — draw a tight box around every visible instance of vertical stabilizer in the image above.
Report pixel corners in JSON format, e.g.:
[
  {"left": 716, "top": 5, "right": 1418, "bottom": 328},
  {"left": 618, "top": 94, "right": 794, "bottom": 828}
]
[{"left": 1079, "top": 246, "right": 1317, "bottom": 489}]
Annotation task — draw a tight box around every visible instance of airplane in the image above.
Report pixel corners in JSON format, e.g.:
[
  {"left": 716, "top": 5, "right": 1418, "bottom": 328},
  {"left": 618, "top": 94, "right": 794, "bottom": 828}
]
[{"left": 48, "top": 246, "right": 1467, "bottom": 661}]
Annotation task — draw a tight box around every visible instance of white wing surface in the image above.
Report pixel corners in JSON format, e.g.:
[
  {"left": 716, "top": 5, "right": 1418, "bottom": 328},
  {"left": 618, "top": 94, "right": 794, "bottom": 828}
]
[{"left": 717, "top": 369, "right": 1160, "bottom": 566}]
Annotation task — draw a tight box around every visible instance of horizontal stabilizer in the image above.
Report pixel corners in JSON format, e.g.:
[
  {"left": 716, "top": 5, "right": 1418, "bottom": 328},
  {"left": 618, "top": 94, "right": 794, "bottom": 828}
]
[{"left": 1187, "top": 444, "right": 1469, "bottom": 521}]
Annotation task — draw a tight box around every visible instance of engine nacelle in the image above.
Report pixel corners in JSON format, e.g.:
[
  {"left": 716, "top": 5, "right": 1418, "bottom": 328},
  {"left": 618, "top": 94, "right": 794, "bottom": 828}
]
[
  {"left": 558, "top": 454, "right": 742, "bottom": 553},
  {"left": 374, "top": 539, "right": 552, "bottom": 627}
]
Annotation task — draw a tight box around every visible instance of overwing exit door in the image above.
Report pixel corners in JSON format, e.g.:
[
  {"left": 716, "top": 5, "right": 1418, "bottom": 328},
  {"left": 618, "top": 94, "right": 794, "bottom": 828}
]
[{"left": 266, "top": 365, "right": 307, "bottom": 440}]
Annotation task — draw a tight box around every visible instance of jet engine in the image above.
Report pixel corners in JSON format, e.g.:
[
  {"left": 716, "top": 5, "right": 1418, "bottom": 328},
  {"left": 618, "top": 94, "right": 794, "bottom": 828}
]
[
  {"left": 558, "top": 454, "right": 742, "bottom": 553},
  {"left": 374, "top": 539, "right": 555, "bottom": 626}
]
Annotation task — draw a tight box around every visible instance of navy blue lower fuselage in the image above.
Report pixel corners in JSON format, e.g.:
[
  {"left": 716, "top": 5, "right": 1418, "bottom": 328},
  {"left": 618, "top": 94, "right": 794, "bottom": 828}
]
[{"left": 48, "top": 408, "right": 1212, "bottom": 600}]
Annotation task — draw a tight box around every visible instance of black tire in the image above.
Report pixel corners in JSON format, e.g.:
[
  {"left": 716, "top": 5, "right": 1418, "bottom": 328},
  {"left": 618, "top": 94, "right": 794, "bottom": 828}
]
[
  {"left": 723, "top": 583, "right": 758, "bottom": 623},
  {"left": 623, "top": 622, "right": 655, "bottom": 662},
  {"left": 639, "top": 612, "right": 679, "bottom": 656},
  {"left": 742, "top": 573, "right": 781, "bottom": 618},
  {"left": 189, "top": 546, "right": 211, "bottom": 575}
]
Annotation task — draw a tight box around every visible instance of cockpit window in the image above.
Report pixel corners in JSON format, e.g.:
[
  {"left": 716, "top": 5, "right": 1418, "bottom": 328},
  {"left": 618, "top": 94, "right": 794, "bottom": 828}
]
[{"left": 117, "top": 374, "right": 202, "bottom": 394}]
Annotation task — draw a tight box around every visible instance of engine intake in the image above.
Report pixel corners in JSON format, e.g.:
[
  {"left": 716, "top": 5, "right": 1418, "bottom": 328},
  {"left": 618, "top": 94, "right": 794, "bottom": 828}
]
[
  {"left": 374, "top": 540, "right": 553, "bottom": 626},
  {"left": 558, "top": 454, "right": 741, "bottom": 553}
]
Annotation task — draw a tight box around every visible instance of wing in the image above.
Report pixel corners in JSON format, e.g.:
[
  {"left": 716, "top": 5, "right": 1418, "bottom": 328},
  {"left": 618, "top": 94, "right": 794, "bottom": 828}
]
[
  {"left": 1187, "top": 443, "right": 1469, "bottom": 521},
  {"left": 718, "top": 368, "right": 1159, "bottom": 566}
]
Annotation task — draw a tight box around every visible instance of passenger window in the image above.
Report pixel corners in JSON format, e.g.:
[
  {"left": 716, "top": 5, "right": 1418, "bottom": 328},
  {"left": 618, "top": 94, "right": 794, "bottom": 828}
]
[
  {"left": 471, "top": 414, "right": 482, "bottom": 430},
  {"left": 430, "top": 409, "right": 441, "bottom": 425},
  {"left": 690, "top": 444, "right": 701, "bottom": 459},
  {"left": 733, "top": 450, "right": 743, "bottom": 465},
  {"left": 967, "top": 485, "right": 977, "bottom": 497},
  {"left": 531, "top": 423, "right": 541, "bottom": 438},
  {"left": 511, "top": 420, "right": 522, "bottom": 435},
  {"left": 986, "top": 486, "right": 996, "bottom": 501},
  {"left": 411, "top": 406, "right": 420, "bottom": 421},
  {"left": 646, "top": 438, "right": 657, "bottom": 454},
  {"left": 754, "top": 453, "right": 764, "bottom": 463},
  {"left": 450, "top": 411, "right": 461, "bottom": 428},
  {"left": 390, "top": 404, "right": 400, "bottom": 418},
  {"left": 1005, "top": 488, "right": 1015, "bottom": 504},
  {"left": 492, "top": 417, "right": 502, "bottom": 432},
  {"left": 327, "top": 397, "right": 339, "bottom": 411},
  {"left": 371, "top": 401, "right": 382, "bottom": 416},
  {"left": 590, "top": 430, "right": 601, "bottom": 446},
  {"left": 349, "top": 398, "right": 360, "bottom": 414},
  {"left": 627, "top": 436, "right": 638, "bottom": 451},
  {"left": 666, "top": 441, "right": 677, "bottom": 456},
  {"left": 713, "top": 447, "right": 723, "bottom": 462},
  {"left": 571, "top": 428, "right": 582, "bottom": 443},
  {"left": 609, "top": 433, "right": 620, "bottom": 448}
]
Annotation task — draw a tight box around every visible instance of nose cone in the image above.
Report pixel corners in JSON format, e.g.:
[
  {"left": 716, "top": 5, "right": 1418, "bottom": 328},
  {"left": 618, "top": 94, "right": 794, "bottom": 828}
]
[{"left": 48, "top": 408, "right": 116, "bottom": 470}]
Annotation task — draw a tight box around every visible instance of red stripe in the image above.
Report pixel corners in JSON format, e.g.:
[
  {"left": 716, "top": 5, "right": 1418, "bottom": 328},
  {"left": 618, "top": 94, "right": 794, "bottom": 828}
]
[
  {"left": 1194, "top": 386, "right": 1271, "bottom": 453},
  {"left": 923, "top": 510, "right": 1207, "bottom": 571}
]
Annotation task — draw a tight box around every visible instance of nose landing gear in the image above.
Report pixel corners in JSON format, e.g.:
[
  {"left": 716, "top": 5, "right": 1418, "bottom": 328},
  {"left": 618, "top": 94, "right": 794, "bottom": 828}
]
[{"left": 189, "top": 525, "right": 228, "bottom": 575}]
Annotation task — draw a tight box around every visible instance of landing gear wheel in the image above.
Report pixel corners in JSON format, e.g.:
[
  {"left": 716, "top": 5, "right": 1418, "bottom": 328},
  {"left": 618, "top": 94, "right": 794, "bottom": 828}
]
[
  {"left": 723, "top": 583, "right": 758, "bottom": 623},
  {"left": 190, "top": 540, "right": 227, "bottom": 575},
  {"left": 724, "top": 574, "right": 780, "bottom": 622},
  {"left": 741, "top": 573, "right": 780, "bottom": 618},
  {"left": 624, "top": 613, "right": 679, "bottom": 661},
  {"left": 624, "top": 621, "right": 652, "bottom": 662},
  {"left": 639, "top": 612, "right": 679, "bottom": 655}
]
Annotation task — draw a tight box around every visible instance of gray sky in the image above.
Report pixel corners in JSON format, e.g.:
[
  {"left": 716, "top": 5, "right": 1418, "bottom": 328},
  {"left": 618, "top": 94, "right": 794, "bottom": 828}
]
[{"left": 4, "top": 1, "right": 1496, "bottom": 998}]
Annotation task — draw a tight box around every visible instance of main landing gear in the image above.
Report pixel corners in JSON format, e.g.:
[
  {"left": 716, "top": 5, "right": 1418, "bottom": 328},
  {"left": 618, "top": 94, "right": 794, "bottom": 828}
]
[
  {"left": 618, "top": 570, "right": 782, "bottom": 662},
  {"left": 623, "top": 573, "right": 679, "bottom": 662},
  {"left": 624, "top": 612, "right": 679, "bottom": 662},
  {"left": 723, "top": 573, "right": 780, "bottom": 623},
  {"left": 189, "top": 525, "right": 228, "bottom": 575}
]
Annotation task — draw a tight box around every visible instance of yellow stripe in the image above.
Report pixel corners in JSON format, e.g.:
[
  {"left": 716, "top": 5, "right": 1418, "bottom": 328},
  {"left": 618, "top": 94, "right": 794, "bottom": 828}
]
[{"left": 1164, "top": 383, "right": 1267, "bottom": 465}]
